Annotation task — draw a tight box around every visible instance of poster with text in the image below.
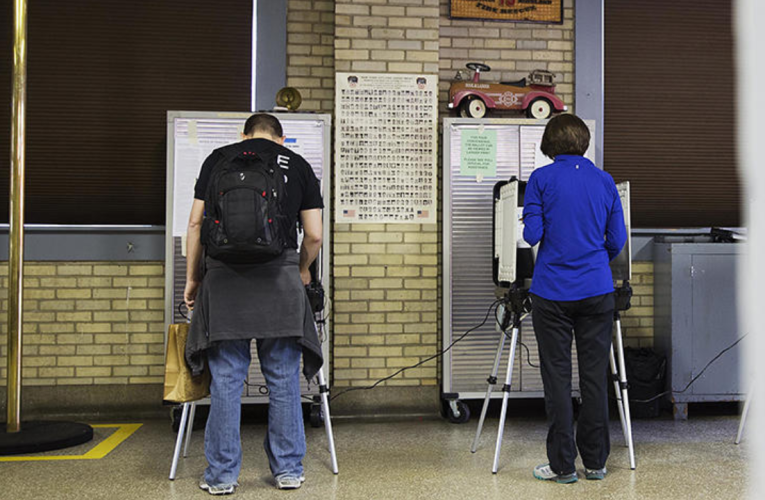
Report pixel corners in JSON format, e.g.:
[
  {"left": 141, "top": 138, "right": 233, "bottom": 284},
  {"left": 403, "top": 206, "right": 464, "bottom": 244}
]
[{"left": 335, "top": 73, "right": 437, "bottom": 224}]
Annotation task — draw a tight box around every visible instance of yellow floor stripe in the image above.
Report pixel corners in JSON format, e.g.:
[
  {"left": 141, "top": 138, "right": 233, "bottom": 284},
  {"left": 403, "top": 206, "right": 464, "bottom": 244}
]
[{"left": 0, "top": 423, "right": 142, "bottom": 462}]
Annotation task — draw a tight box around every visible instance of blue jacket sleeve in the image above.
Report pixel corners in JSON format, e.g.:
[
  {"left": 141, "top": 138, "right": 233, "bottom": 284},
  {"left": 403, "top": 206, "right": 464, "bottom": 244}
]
[
  {"left": 604, "top": 183, "right": 627, "bottom": 261},
  {"left": 523, "top": 173, "right": 544, "bottom": 247}
]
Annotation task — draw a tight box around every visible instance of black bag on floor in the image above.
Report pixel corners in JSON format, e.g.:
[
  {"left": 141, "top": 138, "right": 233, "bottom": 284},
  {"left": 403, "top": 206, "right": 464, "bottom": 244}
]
[{"left": 624, "top": 347, "right": 666, "bottom": 418}]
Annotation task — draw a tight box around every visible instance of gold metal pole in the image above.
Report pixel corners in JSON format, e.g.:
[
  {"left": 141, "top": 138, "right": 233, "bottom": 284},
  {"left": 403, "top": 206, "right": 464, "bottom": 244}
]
[{"left": 6, "top": 0, "right": 27, "bottom": 433}]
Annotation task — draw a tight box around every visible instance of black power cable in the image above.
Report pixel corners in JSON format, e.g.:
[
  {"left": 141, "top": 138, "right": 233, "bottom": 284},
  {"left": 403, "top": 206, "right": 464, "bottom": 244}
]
[
  {"left": 493, "top": 305, "right": 539, "bottom": 369},
  {"left": 618, "top": 333, "right": 748, "bottom": 404},
  {"left": 487, "top": 303, "right": 748, "bottom": 402},
  {"left": 330, "top": 299, "right": 503, "bottom": 402}
]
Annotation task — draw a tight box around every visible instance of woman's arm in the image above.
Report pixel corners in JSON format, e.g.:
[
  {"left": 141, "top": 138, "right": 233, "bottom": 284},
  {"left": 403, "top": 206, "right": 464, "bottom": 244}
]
[
  {"left": 523, "top": 174, "right": 544, "bottom": 246},
  {"left": 604, "top": 185, "right": 627, "bottom": 261}
]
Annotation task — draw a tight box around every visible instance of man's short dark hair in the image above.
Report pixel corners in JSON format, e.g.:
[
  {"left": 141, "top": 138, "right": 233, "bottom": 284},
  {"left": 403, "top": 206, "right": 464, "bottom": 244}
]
[
  {"left": 540, "top": 114, "right": 590, "bottom": 159},
  {"left": 243, "top": 113, "right": 283, "bottom": 138}
]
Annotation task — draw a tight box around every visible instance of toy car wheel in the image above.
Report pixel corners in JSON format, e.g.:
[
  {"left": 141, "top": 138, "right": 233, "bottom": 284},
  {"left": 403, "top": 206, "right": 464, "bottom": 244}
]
[
  {"left": 460, "top": 97, "right": 487, "bottom": 119},
  {"left": 527, "top": 98, "right": 552, "bottom": 119}
]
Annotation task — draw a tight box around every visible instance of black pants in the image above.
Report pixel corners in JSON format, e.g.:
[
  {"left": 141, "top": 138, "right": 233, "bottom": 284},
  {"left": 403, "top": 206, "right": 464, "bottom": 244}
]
[{"left": 531, "top": 292, "right": 614, "bottom": 475}]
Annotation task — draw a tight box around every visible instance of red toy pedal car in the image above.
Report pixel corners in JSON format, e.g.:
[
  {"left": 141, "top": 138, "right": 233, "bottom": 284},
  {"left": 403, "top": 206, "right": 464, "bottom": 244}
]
[{"left": 448, "top": 62, "right": 567, "bottom": 119}]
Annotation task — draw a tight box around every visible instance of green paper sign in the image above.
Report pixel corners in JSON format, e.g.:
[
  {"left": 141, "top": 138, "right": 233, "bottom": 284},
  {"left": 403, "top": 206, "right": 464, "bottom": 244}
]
[{"left": 460, "top": 129, "right": 497, "bottom": 177}]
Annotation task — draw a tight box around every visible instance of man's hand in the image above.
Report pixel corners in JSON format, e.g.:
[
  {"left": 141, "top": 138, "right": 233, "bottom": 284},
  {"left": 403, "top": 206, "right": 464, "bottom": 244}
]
[
  {"left": 300, "top": 268, "right": 311, "bottom": 286},
  {"left": 184, "top": 280, "right": 200, "bottom": 310}
]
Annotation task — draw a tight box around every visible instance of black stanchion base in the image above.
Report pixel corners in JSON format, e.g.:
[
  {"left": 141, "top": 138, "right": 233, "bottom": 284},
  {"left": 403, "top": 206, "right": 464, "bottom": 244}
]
[{"left": 0, "top": 421, "right": 93, "bottom": 455}]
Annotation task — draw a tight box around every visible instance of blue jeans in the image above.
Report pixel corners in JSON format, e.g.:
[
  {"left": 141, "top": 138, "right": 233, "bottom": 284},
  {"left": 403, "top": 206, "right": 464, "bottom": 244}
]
[{"left": 204, "top": 337, "right": 305, "bottom": 487}]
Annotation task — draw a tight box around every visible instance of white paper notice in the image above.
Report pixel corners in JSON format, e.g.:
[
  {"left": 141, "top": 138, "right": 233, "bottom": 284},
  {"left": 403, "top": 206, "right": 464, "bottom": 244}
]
[
  {"left": 335, "top": 72, "right": 437, "bottom": 224},
  {"left": 172, "top": 119, "right": 242, "bottom": 236}
]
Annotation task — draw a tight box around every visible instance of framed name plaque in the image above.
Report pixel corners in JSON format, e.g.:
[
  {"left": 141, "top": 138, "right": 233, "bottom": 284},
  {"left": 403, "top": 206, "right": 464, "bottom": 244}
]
[
  {"left": 335, "top": 72, "right": 438, "bottom": 224},
  {"left": 450, "top": 0, "right": 563, "bottom": 24}
]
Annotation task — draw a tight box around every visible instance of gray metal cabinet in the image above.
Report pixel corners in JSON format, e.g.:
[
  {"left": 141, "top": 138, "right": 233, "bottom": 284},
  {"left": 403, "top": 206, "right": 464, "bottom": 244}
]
[{"left": 653, "top": 243, "right": 744, "bottom": 419}]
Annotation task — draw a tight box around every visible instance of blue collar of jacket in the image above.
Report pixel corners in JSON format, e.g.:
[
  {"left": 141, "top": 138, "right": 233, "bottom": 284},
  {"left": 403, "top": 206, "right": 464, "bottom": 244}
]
[{"left": 554, "top": 154, "right": 587, "bottom": 163}]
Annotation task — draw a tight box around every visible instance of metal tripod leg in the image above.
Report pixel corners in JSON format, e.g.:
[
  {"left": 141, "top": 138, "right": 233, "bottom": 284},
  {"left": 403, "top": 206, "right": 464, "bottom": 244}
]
[
  {"left": 183, "top": 401, "right": 197, "bottom": 458},
  {"left": 735, "top": 391, "right": 752, "bottom": 444},
  {"left": 471, "top": 320, "right": 507, "bottom": 453},
  {"left": 613, "top": 316, "right": 636, "bottom": 469},
  {"left": 169, "top": 402, "right": 190, "bottom": 480},
  {"left": 610, "top": 347, "right": 628, "bottom": 448},
  {"left": 492, "top": 321, "right": 519, "bottom": 474},
  {"left": 316, "top": 366, "right": 339, "bottom": 474}
]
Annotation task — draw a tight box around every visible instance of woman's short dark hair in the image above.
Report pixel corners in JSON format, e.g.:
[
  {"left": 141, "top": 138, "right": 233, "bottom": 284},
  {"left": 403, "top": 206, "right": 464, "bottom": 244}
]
[
  {"left": 540, "top": 114, "right": 590, "bottom": 159},
  {"left": 243, "top": 113, "right": 283, "bottom": 138}
]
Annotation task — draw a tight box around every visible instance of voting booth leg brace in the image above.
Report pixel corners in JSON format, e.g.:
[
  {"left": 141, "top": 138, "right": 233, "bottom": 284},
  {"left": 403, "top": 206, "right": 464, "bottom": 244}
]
[
  {"left": 611, "top": 282, "right": 636, "bottom": 470},
  {"left": 472, "top": 285, "right": 637, "bottom": 473},
  {"left": 467, "top": 287, "right": 528, "bottom": 473},
  {"left": 491, "top": 310, "right": 521, "bottom": 474},
  {"left": 168, "top": 362, "right": 339, "bottom": 480},
  {"left": 735, "top": 390, "right": 752, "bottom": 444},
  {"left": 316, "top": 364, "right": 339, "bottom": 474},
  {"left": 611, "top": 311, "right": 636, "bottom": 470},
  {"left": 470, "top": 316, "right": 507, "bottom": 454}
]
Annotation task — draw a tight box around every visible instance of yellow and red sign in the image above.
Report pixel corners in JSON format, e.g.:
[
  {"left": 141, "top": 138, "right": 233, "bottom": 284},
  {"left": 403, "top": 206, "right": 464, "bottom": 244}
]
[{"left": 450, "top": 0, "right": 562, "bottom": 23}]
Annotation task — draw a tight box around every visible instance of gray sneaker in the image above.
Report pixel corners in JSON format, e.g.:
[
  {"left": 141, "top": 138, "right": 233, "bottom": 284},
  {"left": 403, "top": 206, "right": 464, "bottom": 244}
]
[
  {"left": 533, "top": 463, "right": 578, "bottom": 484},
  {"left": 585, "top": 467, "right": 607, "bottom": 480},
  {"left": 199, "top": 477, "right": 238, "bottom": 495},
  {"left": 275, "top": 474, "right": 305, "bottom": 490}
]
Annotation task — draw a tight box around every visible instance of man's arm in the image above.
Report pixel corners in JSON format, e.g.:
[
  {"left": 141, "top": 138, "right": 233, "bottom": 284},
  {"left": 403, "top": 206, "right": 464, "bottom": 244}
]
[
  {"left": 522, "top": 174, "right": 544, "bottom": 247},
  {"left": 184, "top": 199, "right": 206, "bottom": 309},
  {"left": 299, "top": 208, "right": 323, "bottom": 285}
]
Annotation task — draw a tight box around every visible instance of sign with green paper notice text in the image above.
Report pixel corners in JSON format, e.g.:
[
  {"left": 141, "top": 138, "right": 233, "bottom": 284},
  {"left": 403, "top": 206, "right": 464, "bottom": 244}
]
[{"left": 460, "top": 129, "right": 497, "bottom": 177}]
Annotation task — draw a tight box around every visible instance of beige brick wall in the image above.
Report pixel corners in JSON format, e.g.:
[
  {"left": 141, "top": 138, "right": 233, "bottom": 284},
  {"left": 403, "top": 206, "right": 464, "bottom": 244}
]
[
  {"left": 438, "top": 0, "right": 575, "bottom": 114},
  {"left": 286, "top": 0, "right": 656, "bottom": 393},
  {"left": 332, "top": 0, "right": 441, "bottom": 388},
  {"left": 334, "top": 0, "right": 441, "bottom": 75},
  {"left": 0, "top": 262, "right": 165, "bottom": 387},
  {"left": 620, "top": 261, "right": 655, "bottom": 348},
  {"left": 287, "top": 0, "right": 335, "bottom": 113}
]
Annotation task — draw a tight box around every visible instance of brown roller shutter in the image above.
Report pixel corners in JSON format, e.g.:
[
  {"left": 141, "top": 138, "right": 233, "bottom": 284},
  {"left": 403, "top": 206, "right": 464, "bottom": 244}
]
[
  {"left": 604, "top": 1, "right": 740, "bottom": 227},
  {"left": 0, "top": 1, "right": 252, "bottom": 225}
]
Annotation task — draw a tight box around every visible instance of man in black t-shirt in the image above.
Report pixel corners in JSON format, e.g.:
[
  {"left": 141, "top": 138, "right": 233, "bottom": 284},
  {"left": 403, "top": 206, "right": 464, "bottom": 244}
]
[{"left": 184, "top": 114, "right": 323, "bottom": 494}]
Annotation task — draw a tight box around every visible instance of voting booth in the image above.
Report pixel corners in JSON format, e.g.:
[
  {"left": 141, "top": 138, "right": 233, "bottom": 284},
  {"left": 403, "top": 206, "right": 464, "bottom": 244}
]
[
  {"left": 442, "top": 118, "right": 596, "bottom": 406},
  {"left": 165, "top": 111, "right": 332, "bottom": 405}
]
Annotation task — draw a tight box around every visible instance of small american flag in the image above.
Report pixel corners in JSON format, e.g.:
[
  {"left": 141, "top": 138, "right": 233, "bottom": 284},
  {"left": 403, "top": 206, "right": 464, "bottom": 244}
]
[
  {"left": 417, "top": 210, "right": 429, "bottom": 218},
  {"left": 343, "top": 209, "right": 356, "bottom": 217}
]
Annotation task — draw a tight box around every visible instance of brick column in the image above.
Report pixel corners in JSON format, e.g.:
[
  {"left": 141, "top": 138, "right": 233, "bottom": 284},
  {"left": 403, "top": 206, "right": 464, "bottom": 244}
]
[{"left": 331, "top": 0, "right": 441, "bottom": 411}]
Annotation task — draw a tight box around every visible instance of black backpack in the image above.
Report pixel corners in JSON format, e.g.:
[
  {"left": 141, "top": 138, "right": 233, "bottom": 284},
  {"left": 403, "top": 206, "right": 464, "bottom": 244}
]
[{"left": 201, "top": 144, "right": 288, "bottom": 263}]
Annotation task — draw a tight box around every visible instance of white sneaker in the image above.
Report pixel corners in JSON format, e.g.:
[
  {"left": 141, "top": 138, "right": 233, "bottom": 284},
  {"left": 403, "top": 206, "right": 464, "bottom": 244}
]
[
  {"left": 533, "top": 463, "right": 578, "bottom": 484},
  {"left": 199, "top": 477, "right": 238, "bottom": 495},
  {"left": 275, "top": 474, "right": 305, "bottom": 490}
]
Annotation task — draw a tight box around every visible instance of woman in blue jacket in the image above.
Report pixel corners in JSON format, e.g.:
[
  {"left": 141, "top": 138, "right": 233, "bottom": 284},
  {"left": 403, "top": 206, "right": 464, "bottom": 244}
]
[{"left": 523, "top": 114, "right": 627, "bottom": 483}]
